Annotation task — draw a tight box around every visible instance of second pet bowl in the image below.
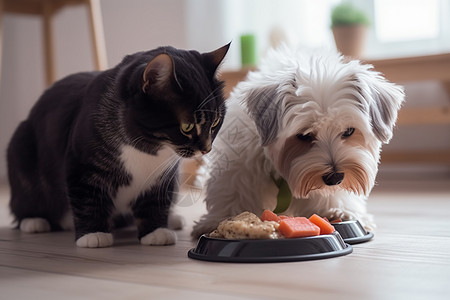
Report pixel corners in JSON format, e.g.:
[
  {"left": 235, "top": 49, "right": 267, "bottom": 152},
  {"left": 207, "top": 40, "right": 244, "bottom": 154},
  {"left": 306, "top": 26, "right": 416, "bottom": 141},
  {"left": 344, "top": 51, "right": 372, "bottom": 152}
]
[{"left": 332, "top": 220, "right": 374, "bottom": 244}]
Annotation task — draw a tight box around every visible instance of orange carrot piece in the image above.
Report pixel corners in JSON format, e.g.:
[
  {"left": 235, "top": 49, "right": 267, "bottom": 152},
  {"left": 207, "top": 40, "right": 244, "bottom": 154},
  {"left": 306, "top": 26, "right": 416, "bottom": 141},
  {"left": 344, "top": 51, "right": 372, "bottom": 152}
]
[
  {"left": 330, "top": 218, "right": 343, "bottom": 224},
  {"left": 278, "top": 217, "right": 320, "bottom": 238},
  {"left": 261, "top": 210, "right": 280, "bottom": 222},
  {"left": 309, "top": 214, "right": 336, "bottom": 234}
]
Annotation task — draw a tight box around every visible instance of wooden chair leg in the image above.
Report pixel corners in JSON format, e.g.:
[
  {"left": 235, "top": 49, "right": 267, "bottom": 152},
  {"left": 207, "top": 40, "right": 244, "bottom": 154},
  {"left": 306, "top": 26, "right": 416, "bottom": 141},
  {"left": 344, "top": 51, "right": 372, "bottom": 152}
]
[
  {"left": 43, "top": 1, "right": 55, "bottom": 86},
  {"left": 86, "top": 0, "right": 107, "bottom": 70}
]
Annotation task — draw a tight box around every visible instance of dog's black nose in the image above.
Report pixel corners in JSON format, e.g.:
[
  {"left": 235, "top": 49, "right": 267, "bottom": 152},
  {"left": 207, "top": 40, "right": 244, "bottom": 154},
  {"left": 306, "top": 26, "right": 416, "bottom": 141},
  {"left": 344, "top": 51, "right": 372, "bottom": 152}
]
[{"left": 322, "top": 172, "right": 344, "bottom": 186}]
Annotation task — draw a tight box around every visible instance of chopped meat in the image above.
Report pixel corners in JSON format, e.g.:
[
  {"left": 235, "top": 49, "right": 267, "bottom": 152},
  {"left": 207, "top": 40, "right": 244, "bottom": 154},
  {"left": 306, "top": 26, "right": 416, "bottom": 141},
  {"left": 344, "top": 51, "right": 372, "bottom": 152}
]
[{"left": 209, "top": 212, "right": 281, "bottom": 239}]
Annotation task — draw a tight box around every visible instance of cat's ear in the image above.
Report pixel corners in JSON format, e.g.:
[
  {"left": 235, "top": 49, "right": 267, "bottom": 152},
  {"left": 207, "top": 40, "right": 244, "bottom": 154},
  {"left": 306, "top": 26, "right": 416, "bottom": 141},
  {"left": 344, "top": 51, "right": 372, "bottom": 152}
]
[
  {"left": 142, "top": 54, "right": 181, "bottom": 92},
  {"left": 202, "top": 42, "right": 231, "bottom": 74}
]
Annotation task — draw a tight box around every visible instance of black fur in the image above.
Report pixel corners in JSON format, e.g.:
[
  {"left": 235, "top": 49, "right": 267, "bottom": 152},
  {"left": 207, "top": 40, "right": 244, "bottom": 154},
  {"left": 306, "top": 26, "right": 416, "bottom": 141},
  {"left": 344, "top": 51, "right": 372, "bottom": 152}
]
[{"left": 7, "top": 44, "right": 229, "bottom": 243}]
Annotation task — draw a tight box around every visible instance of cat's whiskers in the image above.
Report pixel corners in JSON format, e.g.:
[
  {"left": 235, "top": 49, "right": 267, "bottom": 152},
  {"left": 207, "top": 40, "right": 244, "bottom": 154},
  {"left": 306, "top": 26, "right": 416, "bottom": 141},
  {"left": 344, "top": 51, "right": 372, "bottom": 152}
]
[
  {"left": 151, "top": 154, "right": 183, "bottom": 205},
  {"left": 139, "top": 151, "right": 179, "bottom": 186},
  {"left": 197, "top": 85, "right": 222, "bottom": 110},
  {"left": 129, "top": 136, "right": 145, "bottom": 149},
  {"left": 194, "top": 108, "right": 218, "bottom": 114}
]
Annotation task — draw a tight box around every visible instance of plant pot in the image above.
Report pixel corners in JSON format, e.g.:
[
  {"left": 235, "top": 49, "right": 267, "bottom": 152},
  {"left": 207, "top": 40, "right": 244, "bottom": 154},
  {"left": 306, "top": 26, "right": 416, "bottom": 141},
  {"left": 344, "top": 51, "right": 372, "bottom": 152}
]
[{"left": 332, "top": 25, "right": 367, "bottom": 59}]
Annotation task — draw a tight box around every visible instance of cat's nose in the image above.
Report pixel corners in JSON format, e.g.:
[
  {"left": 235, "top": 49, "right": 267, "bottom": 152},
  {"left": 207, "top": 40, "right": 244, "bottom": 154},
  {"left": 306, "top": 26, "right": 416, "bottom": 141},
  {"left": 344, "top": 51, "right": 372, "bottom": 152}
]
[
  {"left": 201, "top": 148, "right": 211, "bottom": 155},
  {"left": 200, "top": 144, "right": 212, "bottom": 155},
  {"left": 198, "top": 140, "right": 212, "bottom": 155}
]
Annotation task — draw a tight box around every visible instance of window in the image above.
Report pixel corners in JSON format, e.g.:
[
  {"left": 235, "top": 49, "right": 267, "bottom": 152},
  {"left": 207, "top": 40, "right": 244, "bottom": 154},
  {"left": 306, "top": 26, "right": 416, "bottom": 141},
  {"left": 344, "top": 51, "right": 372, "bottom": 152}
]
[
  {"left": 364, "top": 0, "right": 450, "bottom": 58},
  {"left": 374, "top": 0, "right": 440, "bottom": 43}
]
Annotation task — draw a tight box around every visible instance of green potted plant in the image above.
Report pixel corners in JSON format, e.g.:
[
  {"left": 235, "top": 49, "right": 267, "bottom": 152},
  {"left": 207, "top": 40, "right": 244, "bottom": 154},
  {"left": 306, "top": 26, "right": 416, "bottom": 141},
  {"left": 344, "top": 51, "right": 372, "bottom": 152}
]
[{"left": 331, "top": 2, "right": 370, "bottom": 58}]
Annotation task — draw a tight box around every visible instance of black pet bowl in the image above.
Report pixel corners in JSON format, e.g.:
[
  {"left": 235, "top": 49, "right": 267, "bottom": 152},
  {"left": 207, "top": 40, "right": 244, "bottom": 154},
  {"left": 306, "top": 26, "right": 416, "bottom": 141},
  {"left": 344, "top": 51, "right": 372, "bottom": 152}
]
[
  {"left": 332, "top": 220, "right": 374, "bottom": 244},
  {"left": 188, "top": 231, "right": 352, "bottom": 263}
]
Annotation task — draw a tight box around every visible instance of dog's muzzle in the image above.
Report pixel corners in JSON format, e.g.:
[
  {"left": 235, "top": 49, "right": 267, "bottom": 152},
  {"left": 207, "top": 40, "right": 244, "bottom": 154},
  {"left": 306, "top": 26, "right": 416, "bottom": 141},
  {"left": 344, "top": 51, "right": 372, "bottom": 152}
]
[{"left": 322, "top": 172, "right": 344, "bottom": 186}]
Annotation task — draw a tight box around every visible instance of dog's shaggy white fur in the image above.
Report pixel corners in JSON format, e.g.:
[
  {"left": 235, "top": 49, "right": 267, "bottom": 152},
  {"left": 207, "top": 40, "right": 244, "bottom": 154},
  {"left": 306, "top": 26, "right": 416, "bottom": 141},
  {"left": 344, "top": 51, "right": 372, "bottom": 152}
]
[{"left": 192, "top": 47, "right": 404, "bottom": 238}]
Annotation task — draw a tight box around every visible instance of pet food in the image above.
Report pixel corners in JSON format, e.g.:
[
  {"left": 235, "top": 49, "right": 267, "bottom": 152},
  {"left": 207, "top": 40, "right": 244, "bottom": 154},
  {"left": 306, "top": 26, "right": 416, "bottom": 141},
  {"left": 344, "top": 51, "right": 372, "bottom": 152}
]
[
  {"left": 330, "top": 218, "right": 343, "bottom": 223},
  {"left": 278, "top": 217, "right": 321, "bottom": 238},
  {"left": 261, "top": 209, "right": 281, "bottom": 222},
  {"left": 209, "top": 210, "right": 339, "bottom": 240},
  {"left": 209, "top": 212, "right": 281, "bottom": 239},
  {"left": 308, "top": 214, "right": 336, "bottom": 234}
]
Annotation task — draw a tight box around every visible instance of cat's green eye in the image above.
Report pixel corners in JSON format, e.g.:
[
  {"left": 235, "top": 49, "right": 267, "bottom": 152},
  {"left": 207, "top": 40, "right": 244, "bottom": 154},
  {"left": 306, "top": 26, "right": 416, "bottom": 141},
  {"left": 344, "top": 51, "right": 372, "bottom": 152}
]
[
  {"left": 211, "top": 117, "right": 221, "bottom": 128},
  {"left": 180, "top": 123, "right": 195, "bottom": 134}
]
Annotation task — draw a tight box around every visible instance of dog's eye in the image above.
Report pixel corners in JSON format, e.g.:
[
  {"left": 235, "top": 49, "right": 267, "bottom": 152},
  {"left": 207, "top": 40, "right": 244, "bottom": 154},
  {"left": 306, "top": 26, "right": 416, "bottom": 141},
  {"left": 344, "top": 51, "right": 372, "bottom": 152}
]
[
  {"left": 291, "top": 77, "right": 296, "bottom": 88},
  {"left": 342, "top": 128, "right": 355, "bottom": 138},
  {"left": 296, "top": 133, "right": 314, "bottom": 142}
]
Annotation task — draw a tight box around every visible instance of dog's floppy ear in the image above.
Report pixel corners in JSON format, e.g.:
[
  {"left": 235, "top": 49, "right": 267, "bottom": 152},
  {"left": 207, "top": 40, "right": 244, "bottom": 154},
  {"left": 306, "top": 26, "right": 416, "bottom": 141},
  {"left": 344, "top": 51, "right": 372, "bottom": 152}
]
[
  {"left": 357, "top": 72, "right": 405, "bottom": 144},
  {"left": 245, "top": 84, "right": 280, "bottom": 146}
]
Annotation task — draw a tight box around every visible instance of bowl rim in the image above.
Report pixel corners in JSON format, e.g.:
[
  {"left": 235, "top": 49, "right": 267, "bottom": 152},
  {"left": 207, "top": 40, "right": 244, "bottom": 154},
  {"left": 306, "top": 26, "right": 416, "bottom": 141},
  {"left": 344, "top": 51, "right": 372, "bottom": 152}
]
[
  {"left": 331, "top": 220, "right": 374, "bottom": 244},
  {"left": 188, "top": 233, "right": 353, "bottom": 263}
]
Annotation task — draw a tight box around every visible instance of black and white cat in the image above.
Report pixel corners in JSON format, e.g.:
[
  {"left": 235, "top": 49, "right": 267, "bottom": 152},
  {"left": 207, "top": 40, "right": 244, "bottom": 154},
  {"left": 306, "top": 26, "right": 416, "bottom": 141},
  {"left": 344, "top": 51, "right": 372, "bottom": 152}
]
[{"left": 7, "top": 43, "right": 230, "bottom": 248}]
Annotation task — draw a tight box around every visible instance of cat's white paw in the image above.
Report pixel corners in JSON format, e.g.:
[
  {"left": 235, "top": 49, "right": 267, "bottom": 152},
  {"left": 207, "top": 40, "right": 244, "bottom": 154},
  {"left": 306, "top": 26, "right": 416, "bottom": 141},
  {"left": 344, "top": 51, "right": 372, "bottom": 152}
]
[
  {"left": 20, "top": 218, "right": 51, "bottom": 233},
  {"left": 140, "top": 228, "right": 177, "bottom": 246},
  {"left": 76, "top": 232, "right": 113, "bottom": 248},
  {"left": 168, "top": 214, "right": 185, "bottom": 230}
]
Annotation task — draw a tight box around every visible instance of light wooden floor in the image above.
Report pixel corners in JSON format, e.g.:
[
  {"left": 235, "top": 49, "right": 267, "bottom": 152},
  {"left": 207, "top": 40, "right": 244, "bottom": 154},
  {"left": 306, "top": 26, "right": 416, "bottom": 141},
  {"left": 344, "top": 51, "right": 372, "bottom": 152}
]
[{"left": 1, "top": 174, "right": 450, "bottom": 300}]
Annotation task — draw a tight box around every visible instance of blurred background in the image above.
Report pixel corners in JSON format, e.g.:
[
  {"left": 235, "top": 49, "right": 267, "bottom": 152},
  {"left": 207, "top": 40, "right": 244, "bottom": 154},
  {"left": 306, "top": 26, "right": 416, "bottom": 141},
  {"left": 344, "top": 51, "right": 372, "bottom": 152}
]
[{"left": 1, "top": 0, "right": 449, "bottom": 182}]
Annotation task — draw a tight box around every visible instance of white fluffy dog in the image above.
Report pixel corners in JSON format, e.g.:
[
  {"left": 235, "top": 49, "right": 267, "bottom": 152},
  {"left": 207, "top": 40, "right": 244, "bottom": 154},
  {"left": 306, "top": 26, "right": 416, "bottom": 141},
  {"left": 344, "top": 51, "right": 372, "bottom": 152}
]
[{"left": 191, "top": 47, "right": 404, "bottom": 238}]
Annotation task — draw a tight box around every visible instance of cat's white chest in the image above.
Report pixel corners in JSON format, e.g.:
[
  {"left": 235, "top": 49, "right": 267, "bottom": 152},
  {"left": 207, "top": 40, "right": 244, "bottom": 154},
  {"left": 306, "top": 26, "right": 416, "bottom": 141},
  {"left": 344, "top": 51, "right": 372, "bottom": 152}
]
[{"left": 114, "top": 145, "right": 177, "bottom": 213}]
